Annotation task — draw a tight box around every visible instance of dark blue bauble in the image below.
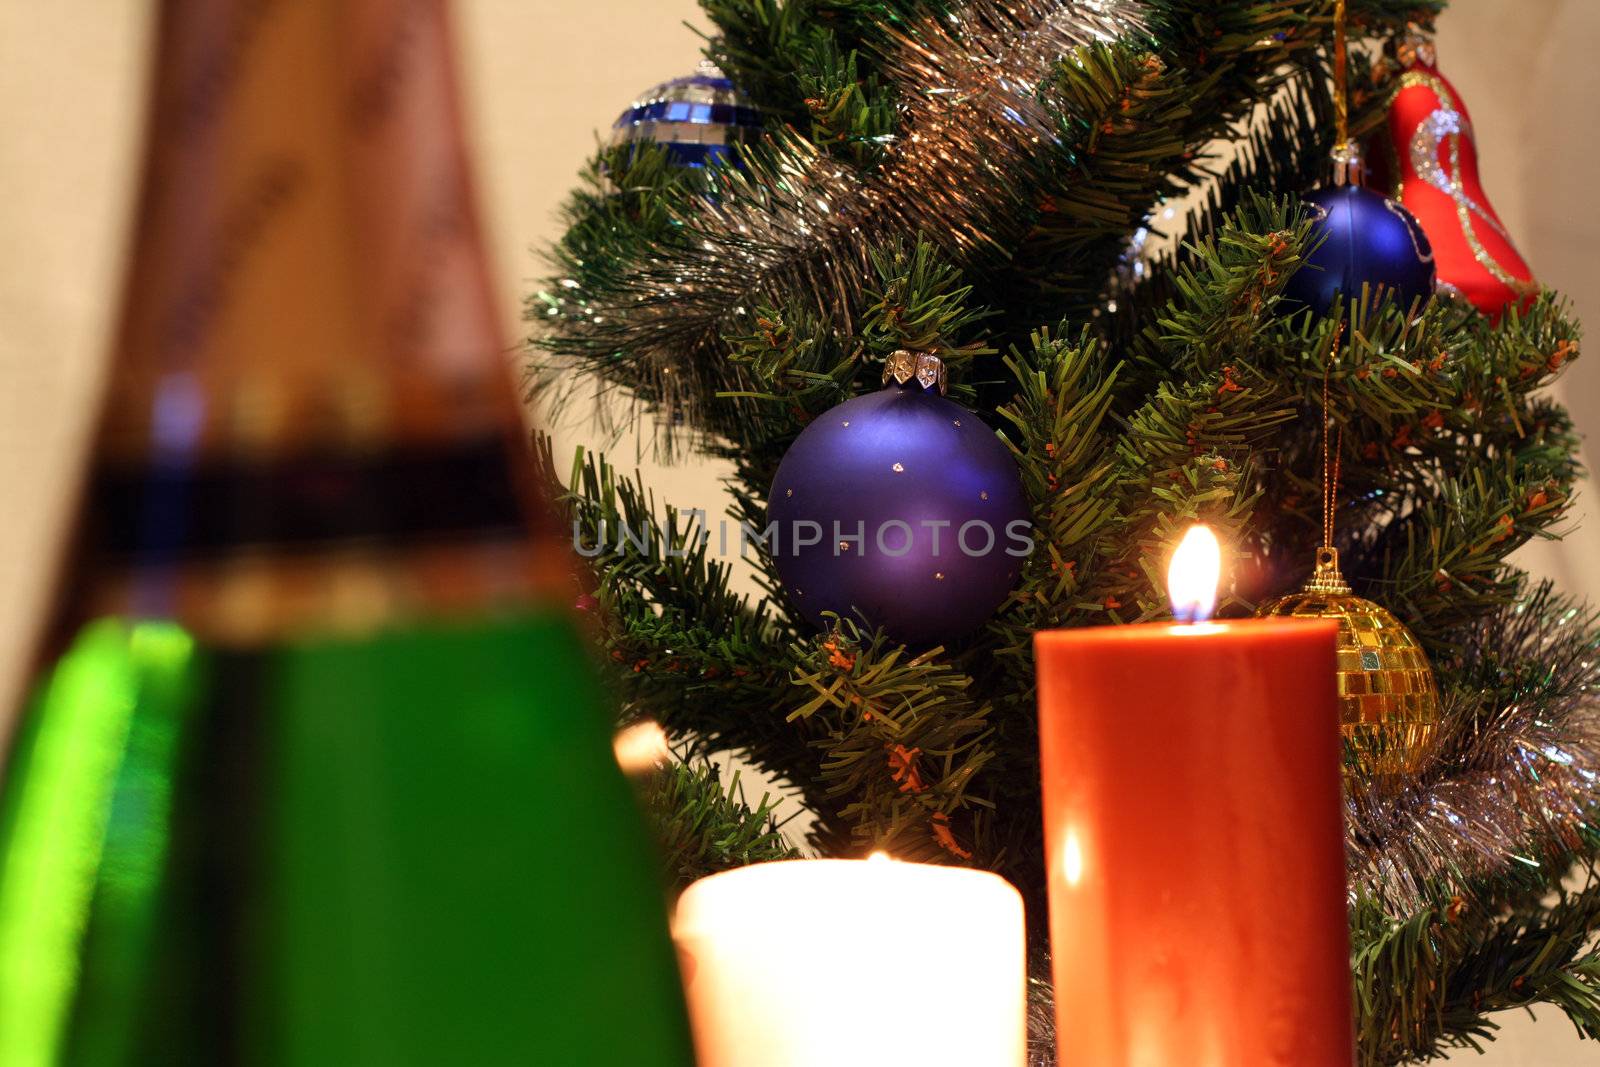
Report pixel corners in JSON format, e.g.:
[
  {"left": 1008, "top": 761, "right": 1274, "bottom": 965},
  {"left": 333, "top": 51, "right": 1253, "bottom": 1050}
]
[
  {"left": 767, "top": 383, "right": 1030, "bottom": 648},
  {"left": 610, "top": 60, "right": 762, "bottom": 169},
  {"left": 1283, "top": 185, "right": 1437, "bottom": 316}
]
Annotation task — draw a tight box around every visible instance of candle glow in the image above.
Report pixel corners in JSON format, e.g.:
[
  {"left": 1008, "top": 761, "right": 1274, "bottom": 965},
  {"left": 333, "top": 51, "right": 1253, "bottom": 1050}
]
[
  {"left": 612, "top": 720, "right": 670, "bottom": 774},
  {"left": 1168, "top": 525, "right": 1221, "bottom": 623}
]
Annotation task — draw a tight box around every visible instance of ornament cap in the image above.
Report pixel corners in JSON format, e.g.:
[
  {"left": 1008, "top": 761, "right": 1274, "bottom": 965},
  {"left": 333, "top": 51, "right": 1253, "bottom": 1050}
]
[
  {"left": 1329, "top": 142, "right": 1365, "bottom": 188},
  {"left": 1303, "top": 546, "right": 1354, "bottom": 595},
  {"left": 1397, "top": 24, "right": 1437, "bottom": 68},
  {"left": 883, "top": 350, "right": 948, "bottom": 395}
]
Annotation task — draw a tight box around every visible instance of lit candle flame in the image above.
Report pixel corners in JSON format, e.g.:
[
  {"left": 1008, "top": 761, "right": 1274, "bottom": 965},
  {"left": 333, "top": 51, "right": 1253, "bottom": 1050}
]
[
  {"left": 1168, "top": 525, "right": 1221, "bottom": 624},
  {"left": 867, "top": 851, "right": 891, "bottom": 864}
]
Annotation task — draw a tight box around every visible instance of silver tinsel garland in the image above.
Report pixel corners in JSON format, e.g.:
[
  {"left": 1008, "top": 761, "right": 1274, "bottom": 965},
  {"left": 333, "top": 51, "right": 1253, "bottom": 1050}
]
[
  {"left": 544, "top": 0, "right": 1147, "bottom": 426},
  {"left": 1347, "top": 580, "right": 1600, "bottom": 912}
]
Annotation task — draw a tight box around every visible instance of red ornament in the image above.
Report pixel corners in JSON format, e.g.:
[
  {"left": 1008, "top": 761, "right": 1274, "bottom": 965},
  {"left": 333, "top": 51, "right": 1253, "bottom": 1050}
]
[{"left": 1382, "top": 30, "right": 1537, "bottom": 318}]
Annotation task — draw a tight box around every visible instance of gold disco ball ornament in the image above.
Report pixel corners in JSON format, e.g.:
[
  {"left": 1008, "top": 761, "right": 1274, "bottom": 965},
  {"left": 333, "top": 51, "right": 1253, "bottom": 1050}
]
[{"left": 1257, "top": 547, "right": 1441, "bottom": 778}]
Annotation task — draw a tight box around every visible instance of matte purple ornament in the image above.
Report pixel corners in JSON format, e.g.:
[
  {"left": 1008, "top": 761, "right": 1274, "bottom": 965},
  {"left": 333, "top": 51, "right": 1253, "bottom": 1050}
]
[
  {"left": 1283, "top": 185, "right": 1436, "bottom": 316},
  {"left": 767, "top": 364, "right": 1030, "bottom": 648}
]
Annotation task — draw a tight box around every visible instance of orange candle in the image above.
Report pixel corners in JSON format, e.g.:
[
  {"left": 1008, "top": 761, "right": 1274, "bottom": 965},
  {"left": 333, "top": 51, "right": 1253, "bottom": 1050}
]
[{"left": 1035, "top": 527, "right": 1352, "bottom": 1067}]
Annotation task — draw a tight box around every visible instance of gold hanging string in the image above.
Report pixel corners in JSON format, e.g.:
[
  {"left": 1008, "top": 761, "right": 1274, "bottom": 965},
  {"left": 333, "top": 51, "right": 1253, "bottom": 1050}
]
[
  {"left": 1321, "top": 322, "right": 1347, "bottom": 553},
  {"left": 1319, "top": 0, "right": 1353, "bottom": 541},
  {"left": 1332, "top": 0, "right": 1350, "bottom": 152}
]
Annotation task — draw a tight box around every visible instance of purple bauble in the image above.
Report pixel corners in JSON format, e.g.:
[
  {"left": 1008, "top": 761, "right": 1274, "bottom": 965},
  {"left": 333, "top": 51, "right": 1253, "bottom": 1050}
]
[
  {"left": 767, "top": 376, "right": 1030, "bottom": 648},
  {"left": 1283, "top": 185, "right": 1436, "bottom": 316}
]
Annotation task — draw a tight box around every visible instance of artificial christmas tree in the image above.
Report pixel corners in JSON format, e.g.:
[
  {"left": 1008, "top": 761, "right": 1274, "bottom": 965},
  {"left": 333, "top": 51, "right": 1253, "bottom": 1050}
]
[{"left": 537, "top": 0, "right": 1598, "bottom": 1062}]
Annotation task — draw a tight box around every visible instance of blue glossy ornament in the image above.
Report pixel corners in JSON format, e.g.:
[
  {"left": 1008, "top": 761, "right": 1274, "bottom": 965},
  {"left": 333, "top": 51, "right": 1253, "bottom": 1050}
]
[
  {"left": 767, "top": 357, "right": 1030, "bottom": 648},
  {"left": 1283, "top": 185, "right": 1436, "bottom": 316},
  {"left": 611, "top": 60, "right": 762, "bottom": 169}
]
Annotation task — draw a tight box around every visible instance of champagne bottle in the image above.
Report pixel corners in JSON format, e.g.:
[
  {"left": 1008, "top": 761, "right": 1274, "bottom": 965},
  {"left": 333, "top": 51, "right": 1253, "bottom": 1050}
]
[{"left": 0, "top": 3, "right": 693, "bottom": 1064}]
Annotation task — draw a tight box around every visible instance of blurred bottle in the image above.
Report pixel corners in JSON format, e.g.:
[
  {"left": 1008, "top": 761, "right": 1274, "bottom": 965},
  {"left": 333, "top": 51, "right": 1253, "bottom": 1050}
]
[{"left": 0, "top": 2, "right": 693, "bottom": 1064}]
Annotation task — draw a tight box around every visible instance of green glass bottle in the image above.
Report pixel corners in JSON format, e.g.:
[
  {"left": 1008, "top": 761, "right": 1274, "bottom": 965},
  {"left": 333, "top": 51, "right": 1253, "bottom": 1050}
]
[{"left": 0, "top": 2, "right": 693, "bottom": 1064}]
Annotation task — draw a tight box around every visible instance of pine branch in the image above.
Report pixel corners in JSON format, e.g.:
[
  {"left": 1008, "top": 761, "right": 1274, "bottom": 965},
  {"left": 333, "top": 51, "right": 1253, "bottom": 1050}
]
[
  {"left": 701, "top": 0, "right": 942, "bottom": 140},
  {"left": 720, "top": 237, "right": 994, "bottom": 416},
  {"left": 527, "top": 144, "right": 715, "bottom": 449},
  {"left": 991, "top": 327, "right": 1122, "bottom": 666},
  {"left": 1071, "top": 194, "right": 1307, "bottom": 619},
  {"left": 791, "top": 34, "right": 898, "bottom": 167},
  {"left": 638, "top": 757, "right": 803, "bottom": 894},
  {"left": 1098, "top": 72, "right": 1339, "bottom": 344},
  {"left": 1353, "top": 874, "right": 1600, "bottom": 1064},
  {"left": 1004, "top": 0, "right": 1421, "bottom": 328},
  {"left": 536, "top": 439, "right": 830, "bottom": 787},
  {"left": 536, "top": 0, "right": 1144, "bottom": 437},
  {"left": 786, "top": 619, "right": 997, "bottom": 863}
]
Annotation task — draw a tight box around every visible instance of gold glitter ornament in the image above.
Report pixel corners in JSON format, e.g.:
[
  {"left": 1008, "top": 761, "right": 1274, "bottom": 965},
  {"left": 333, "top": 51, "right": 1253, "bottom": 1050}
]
[
  {"left": 1264, "top": 270, "right": 1440, "bottom": 776},
  {"left": 1257, "top": 547, "right": 1440, "bottom": 776}
]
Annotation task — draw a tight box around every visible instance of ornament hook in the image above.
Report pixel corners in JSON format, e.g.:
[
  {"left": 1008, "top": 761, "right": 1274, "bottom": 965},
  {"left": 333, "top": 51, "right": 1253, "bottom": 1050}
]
[
  {"left": 1305, "top": 545, "right": 1353, "bottom": 595},
  {"left": 1308, "top": 324, "right": 1355, "bottom": 597},
  {"left": 1332, "top": 0, "right": 1349, "bottom": 152},
  {"left": 1327, "top": 0, "right": 1363, "bottom": 187}
]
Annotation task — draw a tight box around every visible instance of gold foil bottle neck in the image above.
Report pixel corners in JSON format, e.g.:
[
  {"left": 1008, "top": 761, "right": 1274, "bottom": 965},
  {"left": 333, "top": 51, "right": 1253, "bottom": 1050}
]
[
  {"left": 104, "top": 1, "right": 518, "bottom": 461},
  {"left": 64, "top": 0, "right": 571, "bottom": 644}
]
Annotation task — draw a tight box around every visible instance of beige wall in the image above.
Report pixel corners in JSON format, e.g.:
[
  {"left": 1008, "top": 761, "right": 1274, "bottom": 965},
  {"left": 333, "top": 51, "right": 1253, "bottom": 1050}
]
[
  {"left": 1, "top": 3, "right": 1596, "bottom": 1061},
  {"left": 0, "top": 2, "right": 152, "bottom": 716}
]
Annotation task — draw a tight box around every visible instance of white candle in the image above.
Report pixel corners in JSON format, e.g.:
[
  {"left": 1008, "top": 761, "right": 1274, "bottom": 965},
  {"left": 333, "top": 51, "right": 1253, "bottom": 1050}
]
[{"left": 672, "top": 854, "right": 1027, "bottom": 1066}]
